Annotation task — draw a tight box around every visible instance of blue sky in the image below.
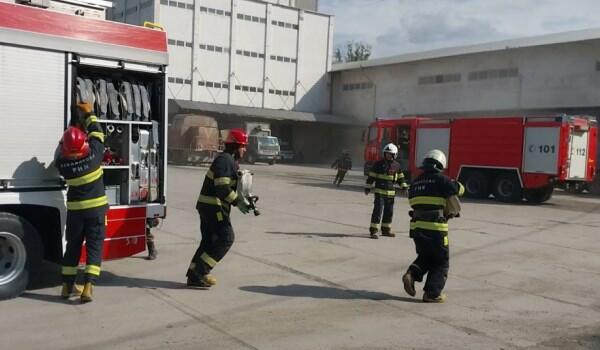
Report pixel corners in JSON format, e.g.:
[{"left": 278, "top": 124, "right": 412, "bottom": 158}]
[{"left": 320, "top": 0, "right": 600, "bottom": 58}]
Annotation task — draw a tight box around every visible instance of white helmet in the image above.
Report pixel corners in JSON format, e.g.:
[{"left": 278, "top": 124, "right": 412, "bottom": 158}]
[
  {"left": 422, "top": 149, "right": 447, "bottom": 170},
  {"left": 382, "top": 143, "right": 398, "bottom": 157}
]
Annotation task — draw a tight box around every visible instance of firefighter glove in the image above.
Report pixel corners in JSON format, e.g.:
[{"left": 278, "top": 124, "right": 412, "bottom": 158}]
[
  {"left": 78, "top": 102, "right": 93, "bottom": 114},
  {"left": 237, "top": 198, "right": 251, "bottom": 215}
]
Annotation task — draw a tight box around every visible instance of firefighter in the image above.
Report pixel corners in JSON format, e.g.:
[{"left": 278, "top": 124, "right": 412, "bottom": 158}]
[
  {"left": 55, "top": 102, "right": 107, "bottom": 303},
  {"left": 402, "top": 149, "right": 464, "bottom": 303},
  {"left": 331, "top": 150, "right": 352, "bottom": 186},
  {"left": 365, "top": 143, "right": 408, "bottom": 239},
  {"left": 186, "top": 128, "right": 251, "bottom": 288}
]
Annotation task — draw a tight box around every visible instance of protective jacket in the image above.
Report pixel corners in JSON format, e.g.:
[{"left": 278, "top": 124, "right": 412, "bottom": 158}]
[
  {"left": 196, "top": 152, "right": 241, "bottom": 216},
  {"left": 408, "top": 168, "right": 464, "bottom": 233},
  {"left": 366, "top": 159, "right": 408, "bottom": 196},
  {"left": 55, "top": 115, "right": 107, "bottom": 216}
]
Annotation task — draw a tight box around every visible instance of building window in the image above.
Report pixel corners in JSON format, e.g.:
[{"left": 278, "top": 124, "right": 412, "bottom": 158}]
[
  {"left": 468, "top": 67, "right": 519, "bottom": 81},
  {"left": 342, "top": 81, "right": 373, "bottom": 91},
  {"left": 272, "top": 19, "right": 298, "bottom": 30},
  {"left": 237, "top": 12, "right": 266, "bottom": 24},
  {"left": 236, "top": 49, "right": 265, "bottom": 60},
  {"left": 168, "top": 77, "right": 175, "bottom": 83},
  {"left": 271, "top": 54, "right": 296, "bottom": 64},
  {"left": 418, "top": 73, "right": 461, "bottom": 85}
]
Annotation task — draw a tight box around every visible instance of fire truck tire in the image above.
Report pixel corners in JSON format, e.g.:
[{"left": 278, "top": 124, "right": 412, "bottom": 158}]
[
  {"left": 0, "top": 213, "right": 42, "bottom": 300},
  {"left": 246, "top": 153, "right": 255, "bottom": 164},
  {"left": 268, "top": 159, "right": 275, "bottom": 165},
  {"left": 492, "top": 173, "right": 522, "bottom": 202},
  {"left": 462, "top": 171, "right": 489, "bottom": 199},
  {"left": 524, "top": 186, "right": 554, "bottom": 203}
]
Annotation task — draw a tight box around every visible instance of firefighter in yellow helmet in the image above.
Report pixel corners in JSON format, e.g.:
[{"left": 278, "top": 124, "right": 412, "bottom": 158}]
[{"left": 402, "top": 149, "right": 464, "bottom": 303}]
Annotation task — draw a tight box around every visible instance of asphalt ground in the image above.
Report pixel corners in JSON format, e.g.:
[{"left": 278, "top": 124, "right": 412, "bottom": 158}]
[{"left": 2, "top": 164, "right": 600, "bottom": 350}]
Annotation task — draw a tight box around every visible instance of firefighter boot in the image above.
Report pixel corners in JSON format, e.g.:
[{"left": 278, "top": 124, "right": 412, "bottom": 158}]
[
  {"left": 423, "top": 292, "right": 446, "bottom": 303},
  {"left": 80, "top": 282, "right": 94, "bottom": 303},
  {"left": 402, "top": 271, "right": 416, "bottom": 297},
  {"left": 381, "top": 227, "right": 395, "bottom": 237},
  {"left": 60, "top": 283, "right": 83, "bottom": 299},
  {"left": 369, "top": 227, "right": 379, "bottom": 239},
  {"left": 187, "top": 273, "right": 217, "bottom": 288},
  {"left": 146, "top": 240, "right": 157, "bottom": 260}
]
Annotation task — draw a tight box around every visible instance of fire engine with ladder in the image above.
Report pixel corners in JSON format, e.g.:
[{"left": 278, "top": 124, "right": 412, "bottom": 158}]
[
  {"left": 0, "top": 1, "right": 169, "bottom": 299},
  {"left": 363, "top": 114, "right": 597, "bottom": 203}
]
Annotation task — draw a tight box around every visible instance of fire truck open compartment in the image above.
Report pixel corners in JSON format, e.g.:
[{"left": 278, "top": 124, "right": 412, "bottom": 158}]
[{"left": 72, "top": 58, "right": 166, "bottom": 206}]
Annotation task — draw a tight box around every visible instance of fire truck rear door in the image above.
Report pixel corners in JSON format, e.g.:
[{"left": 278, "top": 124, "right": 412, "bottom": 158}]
[{"left": 567, "top": 128, "right": 589, "bottom": 179}]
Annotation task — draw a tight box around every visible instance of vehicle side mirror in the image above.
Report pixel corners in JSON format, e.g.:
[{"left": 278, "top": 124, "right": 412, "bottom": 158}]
[{"left": 361, "top": 130, "right": 366, "bottom": 143}]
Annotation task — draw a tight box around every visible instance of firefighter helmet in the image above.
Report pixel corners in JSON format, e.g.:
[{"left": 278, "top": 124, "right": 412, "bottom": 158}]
[
  {"left": 382, "top": 143, "right": 398, "bottom": 157},
  {"left": 422, "top": 149, "right": 447, "bottom": 170},
  {"left": 61, "top": 126, "right": 90, "bottom": 159},
  {"left": 225, "top": 128, "right": 248, "bottom": 145}
]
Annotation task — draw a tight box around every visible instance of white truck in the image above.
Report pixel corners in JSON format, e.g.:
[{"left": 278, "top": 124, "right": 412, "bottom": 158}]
[{"left": 0, "top": 2, "right": 169, "bottom": 299}]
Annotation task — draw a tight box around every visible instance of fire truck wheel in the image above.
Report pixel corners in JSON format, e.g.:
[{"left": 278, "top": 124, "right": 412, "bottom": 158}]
[
  {"left": 0, "top": 212, "right": 42, "bottom": 301},
  {"left": 524, "top": 186, "right": 554, "bottom": 203},
  {"left": 492, "top": 173, "right": 522, "bottom": 202},
  {"left": 246, "top": 154, "right": 255, "bottom": 164},
  {"left": 462, "top": 171, "right": 489, "bottom": 199}
]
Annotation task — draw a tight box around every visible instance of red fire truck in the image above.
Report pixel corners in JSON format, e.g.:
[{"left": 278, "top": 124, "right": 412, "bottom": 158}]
[
  {"left": 363, "top": 115, "right": 597, "bottom": 203},
  {"left": 0, "top": 3, "right": 168, "bottom": 299}
]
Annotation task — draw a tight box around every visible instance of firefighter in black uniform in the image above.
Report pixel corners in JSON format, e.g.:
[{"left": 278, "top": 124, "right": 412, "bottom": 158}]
[
  {"left": 365, "top": 143, "right": 408, "bottom": 239},
  {"left": 331, "top": 150, "right": 352, "bottom": 186},
  {"left": 186, "top": 129, "right": 251, "bottom": 288},
  {"left": 55, "top": 102, "right": 107, "bottom": 303},
  {"left": 402, "top": 149, "right": 464, "bottom": 303}
]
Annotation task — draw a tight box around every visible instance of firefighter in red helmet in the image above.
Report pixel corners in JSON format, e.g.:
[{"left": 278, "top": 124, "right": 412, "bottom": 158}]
[
  {"left": 54, "top": 102, "right": 106, "bottom": 303},
  {"left": 186, "top": 128, "right": 251, "bottom": 288}
]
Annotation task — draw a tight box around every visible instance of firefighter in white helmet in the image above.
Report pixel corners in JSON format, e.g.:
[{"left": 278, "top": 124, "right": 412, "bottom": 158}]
[
  {"left": 402, "top": 149, "right": 464, "bottom": 303},
  {"left": 364, "top": 143, "right": 408, "bottom": 239}
]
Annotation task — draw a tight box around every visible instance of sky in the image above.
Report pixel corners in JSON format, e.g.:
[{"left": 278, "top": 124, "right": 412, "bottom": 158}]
[{"left": 320, "top": 0, "right": 600, "bottom": 59}]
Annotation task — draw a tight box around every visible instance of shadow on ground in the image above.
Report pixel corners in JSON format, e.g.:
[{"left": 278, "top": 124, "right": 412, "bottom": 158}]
[
  {"left": 266, "top": 231, "right": 375, "bottom": 239},
  {"left": 239, "top": 283, "right": 418, "bottom": 303},
  {"left": 20, "top": 259, "right": 187, "bottom": 304}
]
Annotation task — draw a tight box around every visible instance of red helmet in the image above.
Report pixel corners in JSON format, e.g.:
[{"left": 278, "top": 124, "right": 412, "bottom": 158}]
[
  {"left": 61, "top": 127, "right": 90, "bottom": 159},
  {"left": 225, "top": 128, "right": 248, "bottom": 145}
]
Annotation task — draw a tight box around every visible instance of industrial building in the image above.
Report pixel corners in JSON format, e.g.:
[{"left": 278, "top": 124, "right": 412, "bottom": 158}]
[
  {"left": 108, "top": 0, "right": 361, "bottom": 162},
  {"left": 331, "top": 29, "right": 600, "bottom": 125}
]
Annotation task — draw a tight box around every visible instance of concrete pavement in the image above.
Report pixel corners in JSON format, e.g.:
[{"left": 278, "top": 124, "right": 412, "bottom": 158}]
[{"left": 2, "top": 164, "right": 599, "bottom": 350}]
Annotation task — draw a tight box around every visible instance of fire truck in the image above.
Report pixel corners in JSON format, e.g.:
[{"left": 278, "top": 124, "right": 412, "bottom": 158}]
[
  {"left": 0, "top": 2, "right": 168, "bottom": 299},
  {"left": 363, "top": 115, "right": 597, "bottom": 203}
]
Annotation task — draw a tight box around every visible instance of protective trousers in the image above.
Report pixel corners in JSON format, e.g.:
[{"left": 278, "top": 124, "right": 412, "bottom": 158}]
[
  {"left": 370, "top": 194, "right": 394, "bottom": 232},
  {"left": 188, "top": 208, "right": 235, "bottom": 278},
  {"left": 334, "top": 170, "right": 347, "bottom": 185},
  {"left": 407, "top": 229, "right": 449, "bottom": 297},
  {"left": 62, "top": 212, "right": 105, "bottom": 284}
]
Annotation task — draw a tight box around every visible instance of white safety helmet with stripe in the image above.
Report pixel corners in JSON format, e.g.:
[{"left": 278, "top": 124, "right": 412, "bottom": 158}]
[
  {"left": 422, "top": 149, "right": 447, "bottom": 170},
  {"left": 382, "top": 143, "right": 398, "bottom": 158}
]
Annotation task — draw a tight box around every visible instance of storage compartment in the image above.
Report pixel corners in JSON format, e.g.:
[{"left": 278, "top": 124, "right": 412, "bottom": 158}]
[{"left": 71, "top": 56, "right": 166, "bottom": 206}]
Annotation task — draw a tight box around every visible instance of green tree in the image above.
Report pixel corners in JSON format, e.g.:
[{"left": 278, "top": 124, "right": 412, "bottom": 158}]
[{"left": 337, "top": 41, "right": 372, "bottom": 62}]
